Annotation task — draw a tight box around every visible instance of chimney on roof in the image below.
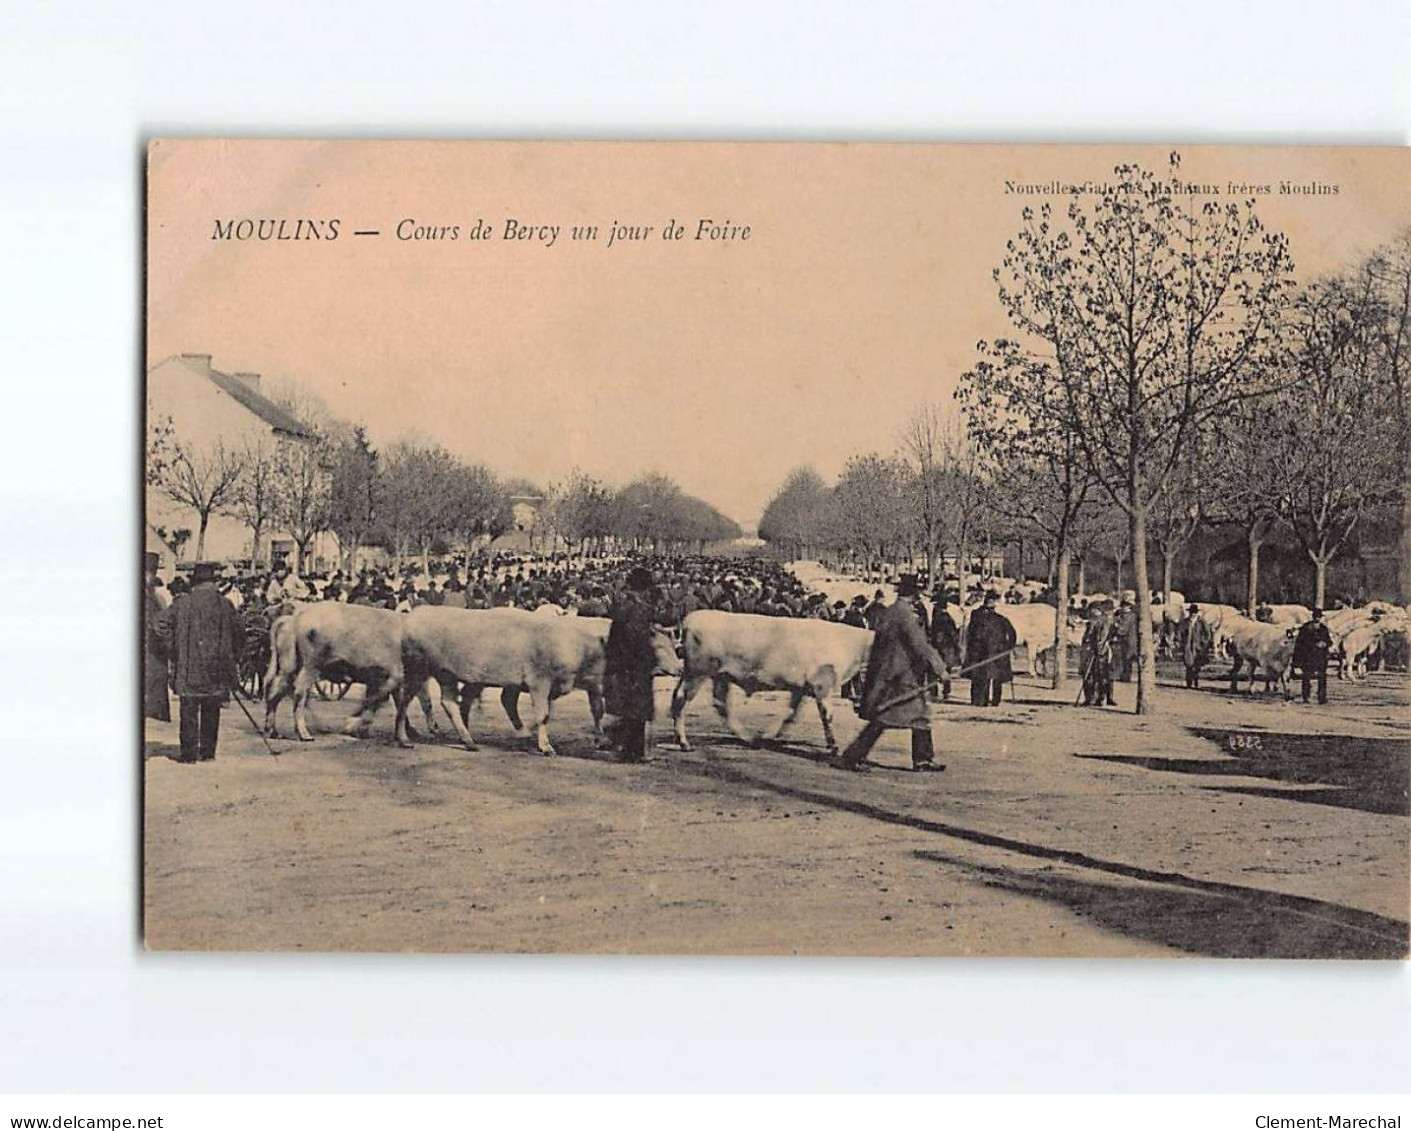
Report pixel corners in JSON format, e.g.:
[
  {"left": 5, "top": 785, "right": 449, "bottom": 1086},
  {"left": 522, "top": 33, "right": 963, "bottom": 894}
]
[
  {"left": 232, "top": 372, "right": 262, "bottom": 392},
  {"left": 180, "top": 353, "right": 213, "bottom": 371}
]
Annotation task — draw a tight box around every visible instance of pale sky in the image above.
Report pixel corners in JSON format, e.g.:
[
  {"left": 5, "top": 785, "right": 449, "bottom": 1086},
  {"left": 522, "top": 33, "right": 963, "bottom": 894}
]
[{"left": 147, "top": 141, "right": 1410, "bottom": 528}]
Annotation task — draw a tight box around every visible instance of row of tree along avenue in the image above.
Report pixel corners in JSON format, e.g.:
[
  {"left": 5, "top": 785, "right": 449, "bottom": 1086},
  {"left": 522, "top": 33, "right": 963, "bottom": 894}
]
[
  {"left": 759, "top": 155, "right": 1409, "bottom": 715},
  {"left": 147, "top": 393, "right": 740, "bottom": 574}
]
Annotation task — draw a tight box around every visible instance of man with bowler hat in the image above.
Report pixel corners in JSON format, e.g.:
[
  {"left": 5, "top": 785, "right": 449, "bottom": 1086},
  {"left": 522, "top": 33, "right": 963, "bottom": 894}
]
[
  {"left": 965, "top": 590, "right": 1015, "bottom": 707},
  {"left": 155, "top": 561, "right": 245, "bottom": 763},
  {"left": 838, "top": 574, "right": 946, "bottom": 773},
  {"left": 1292, "top": 607, "right": 1333, "bottom": 704}
]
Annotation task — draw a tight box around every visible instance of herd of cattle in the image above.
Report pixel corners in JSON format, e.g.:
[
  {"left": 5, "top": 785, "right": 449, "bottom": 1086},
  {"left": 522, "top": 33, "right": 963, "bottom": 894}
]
[{"left": 257, "top": 590, "right": 1409, "bottom": 756}]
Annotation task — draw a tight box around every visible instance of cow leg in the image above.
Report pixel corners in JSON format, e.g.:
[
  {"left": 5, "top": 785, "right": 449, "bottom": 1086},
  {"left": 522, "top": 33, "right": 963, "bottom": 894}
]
[
  {"left": 585, "top": 684, "right": 605, "bottom": 735},
  {"left": 670, "top": 674, "right": 707, "bottom": 751},
  {"left": 437, "top": 672, "right": 478, "bottom": 750},
  {"left": 499, "top": 686, "right": 529, "bottom": 736},
  {"left": 264, "top": 670, "right": 293, "bottom": 738},
  {"left": 292, "top": 666, "right": 319, "bottom": 741},
  {"left": 762, "top": 688, "right": 807, "bottom": 743},
  {"left": 346, "top": 677, "right": 385, "bottom": 737},
  {"left": 528, "top": 683, "right": 556, "bottom": 756},
  {"left": 714, "top": 678, "right": 755, "bottom": 745},
  {"left": 459, "top": 683, "right": 485, "bottom": 731},
  {"left": 810, "top": 668, "right": 841, "bottom": 754},
  {"left": 814, "top": 694, "right": 840, "bottom": 754},
  {"left": 417, "top": 682, "right": 440, "bottom": 735},
  {"left": 381, "top": 669, "right": 412, "bottom": 749}
]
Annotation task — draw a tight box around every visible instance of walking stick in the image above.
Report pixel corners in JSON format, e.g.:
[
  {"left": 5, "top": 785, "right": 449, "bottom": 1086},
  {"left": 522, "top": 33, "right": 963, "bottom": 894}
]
[{"left": 230, "top": 685, "right": 283, "bottom": 758}]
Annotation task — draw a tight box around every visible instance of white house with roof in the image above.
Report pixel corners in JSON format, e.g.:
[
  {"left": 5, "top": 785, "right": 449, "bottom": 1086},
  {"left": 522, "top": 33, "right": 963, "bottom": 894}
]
[{"left": 146, "top": 353, "right": 338, "bottom": 570}]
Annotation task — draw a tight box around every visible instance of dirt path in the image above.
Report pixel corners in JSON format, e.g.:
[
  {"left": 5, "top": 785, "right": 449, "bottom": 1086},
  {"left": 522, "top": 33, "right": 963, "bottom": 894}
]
[{"left": 143, "top": 668, "right": 1410, "bottom": 957}]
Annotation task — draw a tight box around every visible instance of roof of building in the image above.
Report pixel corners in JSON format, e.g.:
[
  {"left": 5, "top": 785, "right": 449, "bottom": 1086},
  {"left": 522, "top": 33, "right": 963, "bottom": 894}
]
[{"left": 153, "top": 354, "right": 319, "bottom": 440}]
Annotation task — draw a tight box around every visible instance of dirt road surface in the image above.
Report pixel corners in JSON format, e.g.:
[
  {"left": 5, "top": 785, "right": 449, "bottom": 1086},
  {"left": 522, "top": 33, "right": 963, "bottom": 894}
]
[{"left": 143, "top": 665, "right": 1409, "bottom": 957}]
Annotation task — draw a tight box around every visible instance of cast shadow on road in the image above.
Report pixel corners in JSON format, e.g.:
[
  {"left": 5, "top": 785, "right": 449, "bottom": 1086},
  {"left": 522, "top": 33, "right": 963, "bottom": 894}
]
[
  {"left": 911, "top": 850, "right": 1407, "bottom": 958},
  {"left": 1077, "top": 727, "right": 1411, "bottom": 817},
  {"left": 678, "top": 757, "right": 1409, "bottom": 959}
]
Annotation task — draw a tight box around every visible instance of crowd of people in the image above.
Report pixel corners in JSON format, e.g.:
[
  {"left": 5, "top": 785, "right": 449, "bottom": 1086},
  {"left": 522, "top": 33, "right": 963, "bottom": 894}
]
[{"left": 145, "top": 545, "right": 1389, "bottom": 767}]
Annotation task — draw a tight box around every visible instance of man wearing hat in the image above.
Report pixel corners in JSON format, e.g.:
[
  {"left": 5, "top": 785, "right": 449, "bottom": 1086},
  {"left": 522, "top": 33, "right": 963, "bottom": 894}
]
[
  {"left": 1112, "top": 594, "right": 1138, "bottom": 683},
  {"left": 965, "top": 590, "right": 1016, "bottom": 707},
  {"left": 154, "top": 561, "right": 246, "bottom": 763},
  {"left": 1291, "top": 607, "right": 1333, "bottom": 704},
  {"left": 1080, "top": 600, "right": 1117, "bottom": 707},
  {"left": 603, "top": 566, "right": 660, "bottom": 762},
  {"left": 839, "top": 574, "right": 946, "bottom": 773},
  {"left": 1181, "top": 604, "right": 1213, "bottom": 690}
]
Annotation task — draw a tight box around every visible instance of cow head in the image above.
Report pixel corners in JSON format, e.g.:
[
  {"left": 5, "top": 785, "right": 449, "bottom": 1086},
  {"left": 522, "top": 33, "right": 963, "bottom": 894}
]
[{"left": 651, "top": 629, "right": 684, "bottom": 676}]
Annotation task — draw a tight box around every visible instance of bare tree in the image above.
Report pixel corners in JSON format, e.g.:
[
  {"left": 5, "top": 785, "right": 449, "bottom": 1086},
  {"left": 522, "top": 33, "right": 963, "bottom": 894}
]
[
  {"left": 227, "top": 436, "right": 282, "bottom": 567},
  {"left": 1276, "top": 271, "right": 1401, "bottom": 607},
  {"left": 960, "top": 344, "right": 1096, "bottom": 688},
  {"left": 989, "top": 154, "right": 1294, "bottom": 712},
  {"left": 146, "top": 415, "right": 247, "bottom": 561},
  {"left": 899, "top": 403, "right": 951, "bottom": 585}
]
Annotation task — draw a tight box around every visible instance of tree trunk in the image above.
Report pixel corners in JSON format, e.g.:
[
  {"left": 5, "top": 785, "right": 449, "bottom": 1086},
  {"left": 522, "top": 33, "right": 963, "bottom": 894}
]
[
  {"left": 1246, "top": 531, "right": 1263, "bottom": 617},
  {"left": 1076, "top": 557, "right": 1087, "bottom": 596},
  {"left": 1131, "top": 507, "right": 1156, "bottom": 715},
  {"left": 1052, "top": 544, "right": 1071, "bottom": 691},
  {"left": 1312, "top": 552, "right": 1328, "bottom": 609},
  {"left": 195, "top": 510, "right": 210, "bottom": 561},
  {"left": 1115, "top": 554, "right": 1124, "bottom": 593},
  {"left": 1161, "top": 549, "right": 1174, "bottom": 607}
]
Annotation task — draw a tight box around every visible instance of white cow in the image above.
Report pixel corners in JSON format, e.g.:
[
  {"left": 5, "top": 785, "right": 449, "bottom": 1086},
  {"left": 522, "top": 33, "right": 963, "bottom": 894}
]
[
  {"left": 994, "top": 603, "right": 1083, "bottom": 676},
  {"left": 399, "top": 607, "right": 679, "bottom": 756},
  {"left": 1261, "top": 603, "right": 1312, "bottom": 627},
  {"left": 671, "top": 610, "right": 873, "bottom": 754},
  {"left": 1222, "top": 614, "right": 1297, "bottom": 696},
  {"left": 263, "top": 602, "right": 415, "bottom": 743}
]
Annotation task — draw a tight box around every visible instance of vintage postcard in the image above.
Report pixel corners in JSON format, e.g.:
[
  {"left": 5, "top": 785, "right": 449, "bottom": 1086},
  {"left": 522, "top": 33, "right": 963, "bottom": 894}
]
[{"left": 143, "top": 140, "right": 1409, "bottom": 956}]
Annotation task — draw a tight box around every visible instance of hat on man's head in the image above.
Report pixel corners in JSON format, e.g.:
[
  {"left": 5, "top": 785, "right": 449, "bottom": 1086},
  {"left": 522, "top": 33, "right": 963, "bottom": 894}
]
[
  {"left": 192, "top": 561, "right": 220, "bottom": 582},
  {"left": 896, "top": 573, "right": 921, "bottom": 597},
  {"left": 983, "top": 590, "right": 1000, "bottom": 605},
  {"left": 144, "top": 551, "right": 161, "bottom": 571},
  {"left": 1311, "top": 606, "right": 1323, "bottom": 619},
  {"left": 625, "top": 566, "right": 655, "bottom": 592}
]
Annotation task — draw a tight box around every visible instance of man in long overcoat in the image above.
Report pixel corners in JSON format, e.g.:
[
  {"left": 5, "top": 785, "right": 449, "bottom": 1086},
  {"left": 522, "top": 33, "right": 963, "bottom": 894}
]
[
  {"left": 154, "top": 561, "right": 245, "bottom": 763},
  {"left": 965, "top": 591, "right": 1015, "bottom": 707},
  {"left": 1182, "top": 604, "right": 1213, "bottom": 689},
  {"left": 603, "top": 566, "right": 660, "bottom": 762},
  {"left": 839, "top": 575, "right": 946, "bottom": 773},
  {"left": 1112, "top": 596, "right": 1138, "bottom": 682},
  {"left": 1292, "top": 607, "right": 1333, "bottom": 704},
  {"left": 1080, "top": 602, "right": 1117, "bottom": 706}
]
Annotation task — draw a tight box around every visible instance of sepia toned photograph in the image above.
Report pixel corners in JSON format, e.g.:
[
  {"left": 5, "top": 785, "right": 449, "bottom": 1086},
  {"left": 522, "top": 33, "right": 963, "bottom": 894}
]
[{"left": 143, "top": 140, "right": 1410, "bottom": 958}]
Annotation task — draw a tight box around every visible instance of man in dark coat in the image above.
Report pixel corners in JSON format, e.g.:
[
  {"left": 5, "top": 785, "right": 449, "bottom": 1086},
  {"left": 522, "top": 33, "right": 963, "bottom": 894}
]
[
  {"left": 603, "top": 566, "right": 660, "bottom": 762},
  {"left": 1182, "top": 604, "right": 1213, "bottom": 689},
  {"left": 143, "top": 552, "right": 171, "bottom": 722},
  {"left": 965, "top": 591, "right": 1015, "bottom": 707},
  {"left": 1112, "top": 596, "right": 1138, "bottom": 682},
  {"left": 929, "top": 588, "right": 962, "bottom": 702},
  {"left": 154, "top": 561, "right": 245, "bottom": 763},
  {"left": 1292, "top": 607, "right": 1333, "bottom": 704},
  {"left": 864, "top": 589, "right": 888, "bottom": 631},
  {"left": 1080, "top": 602, "right": 1117, "bottom": 706},
  {"left": 839, "top": 575, "right": 945, "bottom": 773}
]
